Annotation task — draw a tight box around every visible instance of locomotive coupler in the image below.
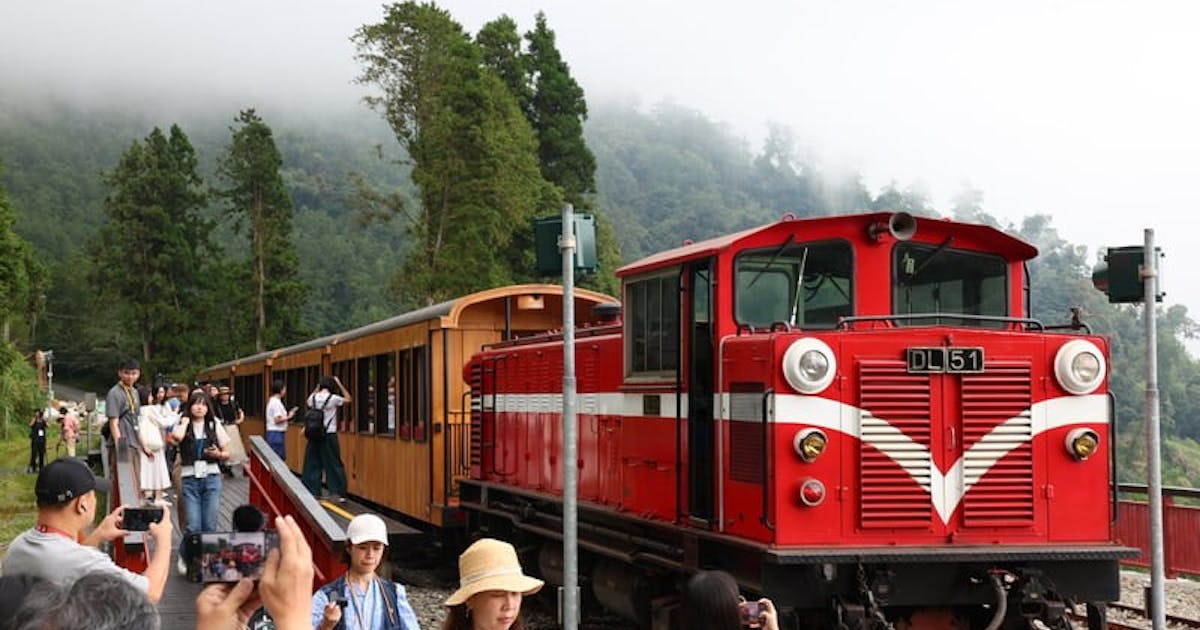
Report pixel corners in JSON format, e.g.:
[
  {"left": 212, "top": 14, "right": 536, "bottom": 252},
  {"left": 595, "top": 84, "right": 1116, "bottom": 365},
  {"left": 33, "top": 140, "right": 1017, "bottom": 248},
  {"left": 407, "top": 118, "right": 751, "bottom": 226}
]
[{"left": 1014, "top": 569, "right": 1066, "bottom": 623}]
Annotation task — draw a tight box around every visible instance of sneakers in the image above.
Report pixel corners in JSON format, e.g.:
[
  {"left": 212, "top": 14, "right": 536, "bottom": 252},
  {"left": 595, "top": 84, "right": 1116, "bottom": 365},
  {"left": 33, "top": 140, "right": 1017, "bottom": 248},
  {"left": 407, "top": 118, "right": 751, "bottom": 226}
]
[{"left": 176, "top": 556, "right": 187, "bottom": 576}]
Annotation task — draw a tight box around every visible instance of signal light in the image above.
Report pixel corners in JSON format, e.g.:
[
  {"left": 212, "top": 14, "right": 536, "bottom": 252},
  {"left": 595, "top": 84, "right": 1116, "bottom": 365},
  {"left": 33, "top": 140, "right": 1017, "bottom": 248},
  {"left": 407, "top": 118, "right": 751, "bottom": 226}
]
[{"left": 1091, "top": 246, "right": 1164, "bottom": 304}]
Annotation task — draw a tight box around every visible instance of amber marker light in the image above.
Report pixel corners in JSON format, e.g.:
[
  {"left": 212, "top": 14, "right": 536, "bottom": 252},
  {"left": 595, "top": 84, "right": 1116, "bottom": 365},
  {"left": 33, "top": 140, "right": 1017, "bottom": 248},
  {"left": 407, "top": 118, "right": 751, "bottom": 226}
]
[
  {"left": 793, "top": 428, "right": 828, "bottom": 462},
  {"left": 1065, "top": 428, "right": 1100, "bottom": 461}
]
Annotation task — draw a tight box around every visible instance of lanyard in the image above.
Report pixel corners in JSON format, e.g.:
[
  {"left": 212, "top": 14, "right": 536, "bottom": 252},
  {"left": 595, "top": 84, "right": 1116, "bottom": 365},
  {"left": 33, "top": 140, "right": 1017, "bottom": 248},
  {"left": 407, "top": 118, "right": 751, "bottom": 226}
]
[
  {"left": 347, "top": 577, "right": 373, "bottom": 630},
  {"left": 37, "top": 523, "right": 79, "bottom": 542}
]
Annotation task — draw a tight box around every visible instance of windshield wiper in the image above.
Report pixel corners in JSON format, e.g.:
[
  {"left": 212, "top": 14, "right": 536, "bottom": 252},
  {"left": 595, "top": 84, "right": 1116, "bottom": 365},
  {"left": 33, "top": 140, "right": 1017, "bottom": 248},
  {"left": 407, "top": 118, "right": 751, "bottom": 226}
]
[
  {"left": 746, "top": 234, "right": 795, "bottom": 289},
  {"left": 902, "top": 236, "right": 954, "bottom": 286}
]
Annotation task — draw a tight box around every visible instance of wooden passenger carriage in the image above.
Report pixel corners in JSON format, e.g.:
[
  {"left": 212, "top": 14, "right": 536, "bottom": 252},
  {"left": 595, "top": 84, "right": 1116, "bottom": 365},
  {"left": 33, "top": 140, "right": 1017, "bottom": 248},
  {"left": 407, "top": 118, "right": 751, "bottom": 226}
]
[{"left": 199, "top": 284, "right": 615, "bottom": 529}]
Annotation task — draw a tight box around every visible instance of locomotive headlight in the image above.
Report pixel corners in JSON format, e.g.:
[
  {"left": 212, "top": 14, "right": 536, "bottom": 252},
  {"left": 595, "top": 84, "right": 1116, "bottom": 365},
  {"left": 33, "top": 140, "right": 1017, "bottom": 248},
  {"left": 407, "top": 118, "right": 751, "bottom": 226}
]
[
  {"left": 782, "top": 338, "right": 836, "bottom": 394},
  {"left": 793, "top": 429, "right": 828, "bottom": 462},
  {"left": 1053, "top": 340, "right": 1106, "bottom": 395},
  {"left": 1065, "top": 428, "right": 1101, "bottom": 460}
]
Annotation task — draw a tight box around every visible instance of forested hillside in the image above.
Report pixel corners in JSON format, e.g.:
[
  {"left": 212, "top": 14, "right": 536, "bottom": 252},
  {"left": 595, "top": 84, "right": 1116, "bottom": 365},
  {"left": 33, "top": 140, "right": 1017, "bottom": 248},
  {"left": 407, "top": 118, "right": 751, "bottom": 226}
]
[{"left": 2, "top": 93, "right": 1199, "bottom": 484}]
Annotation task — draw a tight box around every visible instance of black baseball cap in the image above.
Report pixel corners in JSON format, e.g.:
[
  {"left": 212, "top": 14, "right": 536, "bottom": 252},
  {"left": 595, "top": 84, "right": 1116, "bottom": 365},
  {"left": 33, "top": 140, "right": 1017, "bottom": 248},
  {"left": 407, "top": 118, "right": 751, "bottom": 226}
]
[{"left": 34, "top": 458, "right": 112, "bottom": 506}]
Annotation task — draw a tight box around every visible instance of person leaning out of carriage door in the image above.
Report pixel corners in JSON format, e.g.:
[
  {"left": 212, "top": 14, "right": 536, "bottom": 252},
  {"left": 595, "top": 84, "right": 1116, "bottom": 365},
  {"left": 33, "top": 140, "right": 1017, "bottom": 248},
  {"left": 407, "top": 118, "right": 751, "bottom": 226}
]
[
  {"left": 302, "top": 375, "right": 351, "bottom": 502},
  {"left": 213, "top": 385, "right": 247, "bottom": 477}
]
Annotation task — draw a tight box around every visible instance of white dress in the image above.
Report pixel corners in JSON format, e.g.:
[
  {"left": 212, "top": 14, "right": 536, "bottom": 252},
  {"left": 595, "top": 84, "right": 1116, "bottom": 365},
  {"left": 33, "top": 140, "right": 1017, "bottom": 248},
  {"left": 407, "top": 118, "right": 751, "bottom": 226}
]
[{"left": 138, "top": 404, "right": 176, "bottom": 493}]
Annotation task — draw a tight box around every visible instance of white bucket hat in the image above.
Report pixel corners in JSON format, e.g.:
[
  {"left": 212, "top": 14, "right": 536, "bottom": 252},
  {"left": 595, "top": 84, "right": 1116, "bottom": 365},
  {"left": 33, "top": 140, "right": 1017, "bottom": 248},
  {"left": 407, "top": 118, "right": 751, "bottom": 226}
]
[{"left": 444, "top": 538, "right": 544, "bottom": 606}]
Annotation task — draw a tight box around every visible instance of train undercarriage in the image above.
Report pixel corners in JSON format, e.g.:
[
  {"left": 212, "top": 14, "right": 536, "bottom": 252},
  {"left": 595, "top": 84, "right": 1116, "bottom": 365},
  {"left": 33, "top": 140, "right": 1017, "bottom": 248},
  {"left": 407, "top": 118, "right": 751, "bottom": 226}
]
[{"left": 459, "top": 480, "right": 1130, "bottom": 630}]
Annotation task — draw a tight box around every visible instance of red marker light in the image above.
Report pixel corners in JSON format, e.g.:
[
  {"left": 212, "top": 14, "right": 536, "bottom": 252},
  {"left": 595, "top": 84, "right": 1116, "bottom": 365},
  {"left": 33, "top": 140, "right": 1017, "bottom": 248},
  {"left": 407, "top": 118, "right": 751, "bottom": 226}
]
[{"left": 799, "top": 478, "right": 826, "bottom": 506}]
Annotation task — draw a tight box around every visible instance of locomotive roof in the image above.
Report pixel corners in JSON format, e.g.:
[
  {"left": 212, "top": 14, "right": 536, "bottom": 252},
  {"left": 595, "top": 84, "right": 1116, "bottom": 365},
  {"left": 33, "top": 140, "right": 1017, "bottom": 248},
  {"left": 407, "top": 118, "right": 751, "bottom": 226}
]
[
  {"left": 200, "top": 283, "right": 613, "bottom": 373},
  {"left": 616, "top": 212, "right": 1038, "bottom": 277}
]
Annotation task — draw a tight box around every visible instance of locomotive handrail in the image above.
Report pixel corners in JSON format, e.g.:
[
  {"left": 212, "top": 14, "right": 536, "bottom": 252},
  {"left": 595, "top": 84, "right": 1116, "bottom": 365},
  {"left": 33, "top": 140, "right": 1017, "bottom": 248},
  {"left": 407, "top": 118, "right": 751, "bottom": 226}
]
[
  {"left": 760, "top": 388, "right": 775, "bottom": 531},
  {"left": 1118, "top": 482, "right": 1200, "bottom": 501},
  {"left": 835, "top": 313, "right": 1047, "bottom": 331},
  {"left": 1109, "top": 391, "right": 1119, "bottom": 523}
]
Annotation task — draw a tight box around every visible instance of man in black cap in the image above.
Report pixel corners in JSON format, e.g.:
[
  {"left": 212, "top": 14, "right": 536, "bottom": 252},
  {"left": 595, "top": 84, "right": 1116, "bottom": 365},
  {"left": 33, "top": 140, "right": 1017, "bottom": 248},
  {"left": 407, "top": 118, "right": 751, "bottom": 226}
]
[{"left": 1, "top": 458, "right": 173, "bottom": 603}]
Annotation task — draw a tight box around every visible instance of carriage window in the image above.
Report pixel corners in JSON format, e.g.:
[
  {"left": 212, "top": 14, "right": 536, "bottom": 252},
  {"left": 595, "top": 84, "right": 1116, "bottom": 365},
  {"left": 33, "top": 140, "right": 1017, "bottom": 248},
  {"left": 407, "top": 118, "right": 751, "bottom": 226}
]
[
  {"left": 893, "top": 242, "right": 1007, "bottom": 327},
  {"left": 735, "top": 240, "right": 852, "bottom": 329},
  {"left": 233, "top": 374, "right": 264, "bottom": 420},
  {"left": 626, "top": 274, "right": 679, "bottom": 376},
  {"left": 375, "top": 353, "right": 395, "bottom": 437},
  {"left": 331, "top": 360, "right": 354, "bottom": 432},
  {"left": 356, "top": 357, "right": 376, "bottom": 434}
]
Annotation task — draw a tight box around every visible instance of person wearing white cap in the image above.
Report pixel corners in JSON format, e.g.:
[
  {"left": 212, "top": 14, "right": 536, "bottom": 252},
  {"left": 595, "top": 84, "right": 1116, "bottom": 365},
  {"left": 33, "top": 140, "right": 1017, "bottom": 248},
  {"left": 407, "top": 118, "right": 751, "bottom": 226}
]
[
  {"left": 312, "top": 513, "right": 420, "bottom": 630},
  {"left": 441, "top": 538, "right": 544, "bottom": 630}
]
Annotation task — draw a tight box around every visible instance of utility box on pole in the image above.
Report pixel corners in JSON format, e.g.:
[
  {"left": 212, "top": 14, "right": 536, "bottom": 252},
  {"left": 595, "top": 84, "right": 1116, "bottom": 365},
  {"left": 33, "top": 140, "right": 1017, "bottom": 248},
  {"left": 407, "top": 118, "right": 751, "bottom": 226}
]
[{"left": 535, "top": 214, "right": 598, "bottom": 276}]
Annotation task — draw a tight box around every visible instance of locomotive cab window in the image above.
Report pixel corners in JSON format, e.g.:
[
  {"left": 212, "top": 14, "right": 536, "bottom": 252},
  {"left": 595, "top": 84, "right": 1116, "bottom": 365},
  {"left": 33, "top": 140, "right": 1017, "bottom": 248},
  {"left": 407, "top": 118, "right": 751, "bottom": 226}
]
[
  {"left": 734, "top": 239, "right": 852, "bottom": 329},
  {"left": 893, "top": 241, "right": 1007, "bottom": 326},
  {"left": 626, "top": 273, "right": 679, "bottom": 377}
]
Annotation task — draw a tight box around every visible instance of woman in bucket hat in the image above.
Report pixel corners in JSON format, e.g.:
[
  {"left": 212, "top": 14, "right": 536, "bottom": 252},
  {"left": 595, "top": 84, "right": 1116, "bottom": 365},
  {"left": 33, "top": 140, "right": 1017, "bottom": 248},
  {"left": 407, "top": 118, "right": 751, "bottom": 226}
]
[
  {"left": 312, "top": 513, "right": 420, "bottom": 630},
  {"left": 441, "top": 538, "right": 544, "bottom": 630}
]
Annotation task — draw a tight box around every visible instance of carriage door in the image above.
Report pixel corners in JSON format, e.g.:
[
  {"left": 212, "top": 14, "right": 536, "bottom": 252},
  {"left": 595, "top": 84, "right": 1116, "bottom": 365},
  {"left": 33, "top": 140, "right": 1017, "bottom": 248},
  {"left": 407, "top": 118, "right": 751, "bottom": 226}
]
[{"left": 687, "top": 259, "right": 716, "bottom": 523}]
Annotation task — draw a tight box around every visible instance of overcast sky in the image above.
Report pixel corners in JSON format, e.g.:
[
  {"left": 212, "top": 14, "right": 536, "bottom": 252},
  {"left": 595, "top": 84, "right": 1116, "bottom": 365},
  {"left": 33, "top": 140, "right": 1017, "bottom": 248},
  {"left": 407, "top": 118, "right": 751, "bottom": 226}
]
[{"left": 3, "top": 1, "right": 1198, "bottom": 347}]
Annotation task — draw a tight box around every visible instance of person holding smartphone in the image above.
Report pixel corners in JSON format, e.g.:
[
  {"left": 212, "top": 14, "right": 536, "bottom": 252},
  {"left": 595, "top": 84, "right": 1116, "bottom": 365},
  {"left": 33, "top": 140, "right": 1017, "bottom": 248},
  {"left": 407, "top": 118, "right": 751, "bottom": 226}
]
[
  {"left": 312, "top": 513, "right": 420, "bottom": 630},
  {"left": 264, "top": 379, "right": 294, "bottom": 460},
  {"left": 680, "top": 570, "right": 780, "bottom": 630},
  {"left": 172, "top": 390, "right": 231, "bottom": 575}
]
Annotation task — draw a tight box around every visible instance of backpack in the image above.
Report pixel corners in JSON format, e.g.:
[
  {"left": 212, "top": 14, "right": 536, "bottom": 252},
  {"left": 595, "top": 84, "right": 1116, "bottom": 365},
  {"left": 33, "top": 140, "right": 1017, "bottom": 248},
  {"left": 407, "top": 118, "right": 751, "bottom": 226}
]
[{"left": 303, "top": 393, "right": 333, "bottom": 441}]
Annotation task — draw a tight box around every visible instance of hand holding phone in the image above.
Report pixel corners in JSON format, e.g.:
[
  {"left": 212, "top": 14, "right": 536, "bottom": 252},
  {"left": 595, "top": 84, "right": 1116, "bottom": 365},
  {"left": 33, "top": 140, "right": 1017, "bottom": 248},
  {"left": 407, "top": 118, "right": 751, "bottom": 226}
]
[
  {"left": 122, "top": 506, "right": 165, "bottom": 532},
  {"left": 739, "top": 600, "right": 764, "bottom": 628}
]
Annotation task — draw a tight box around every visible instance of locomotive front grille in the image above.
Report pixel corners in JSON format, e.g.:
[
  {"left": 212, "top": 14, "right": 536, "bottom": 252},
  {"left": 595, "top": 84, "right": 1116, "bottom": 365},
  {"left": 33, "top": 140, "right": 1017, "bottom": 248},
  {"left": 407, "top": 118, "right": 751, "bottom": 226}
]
[
  {"left": 858, "top": 359, "right": 1035, "bottom": 530},
  {"left": 959, "top": 361, "right": 1034, "bottom": 526},
  {"left": 859, "top": 362, "right": 933, "bottom": 528}
]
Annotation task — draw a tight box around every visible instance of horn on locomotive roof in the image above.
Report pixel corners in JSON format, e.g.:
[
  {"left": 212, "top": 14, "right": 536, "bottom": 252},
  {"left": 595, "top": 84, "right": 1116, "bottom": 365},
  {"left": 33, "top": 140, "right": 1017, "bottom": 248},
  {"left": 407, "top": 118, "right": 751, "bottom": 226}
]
[{"left": 867, "top": 211, "right": 917, "bottom": 242}]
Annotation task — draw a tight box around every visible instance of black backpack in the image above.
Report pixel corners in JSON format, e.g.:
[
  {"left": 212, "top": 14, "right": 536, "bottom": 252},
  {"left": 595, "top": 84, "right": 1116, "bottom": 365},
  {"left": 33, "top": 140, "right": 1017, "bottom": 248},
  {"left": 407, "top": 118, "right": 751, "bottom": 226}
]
[{"left": 302, "top": 393, "right": 333, "bottom": 441}]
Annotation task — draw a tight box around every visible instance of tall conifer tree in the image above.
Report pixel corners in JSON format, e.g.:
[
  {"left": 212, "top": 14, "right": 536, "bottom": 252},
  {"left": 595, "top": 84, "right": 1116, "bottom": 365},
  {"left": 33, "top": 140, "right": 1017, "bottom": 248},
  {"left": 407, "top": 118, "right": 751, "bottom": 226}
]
[
  {"left": 0, "top": 160, "right": 46, "bottom": 344},
  {"left": 91, "top": 125, "right": 211, "bottom": 370},
  {"left": 217, "top": 109, "right": 307, "bottom": 352},
  {"left": 354, "top": 2, "right": 556, "bottom": 304}
]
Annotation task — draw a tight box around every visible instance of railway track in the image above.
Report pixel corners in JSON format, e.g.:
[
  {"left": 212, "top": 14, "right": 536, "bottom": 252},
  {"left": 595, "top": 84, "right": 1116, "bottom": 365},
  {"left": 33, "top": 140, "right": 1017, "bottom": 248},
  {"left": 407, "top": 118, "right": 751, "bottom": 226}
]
[{"left": 1070, "top": 602, "right": 1200, "bottom": 630}]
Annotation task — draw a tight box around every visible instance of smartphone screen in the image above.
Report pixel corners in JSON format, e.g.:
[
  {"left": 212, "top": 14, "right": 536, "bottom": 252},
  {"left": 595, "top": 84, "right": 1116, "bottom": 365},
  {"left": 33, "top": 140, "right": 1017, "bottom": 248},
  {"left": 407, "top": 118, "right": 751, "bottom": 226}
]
[
  {"left": 739, "top": 601, "right": 764, "bottom": 628},
  {"left": 122, "top": 507, "right": 164, "bottom": 532},
  {"left": 186, "top": 531, "right": 279, "bottom": 583}
]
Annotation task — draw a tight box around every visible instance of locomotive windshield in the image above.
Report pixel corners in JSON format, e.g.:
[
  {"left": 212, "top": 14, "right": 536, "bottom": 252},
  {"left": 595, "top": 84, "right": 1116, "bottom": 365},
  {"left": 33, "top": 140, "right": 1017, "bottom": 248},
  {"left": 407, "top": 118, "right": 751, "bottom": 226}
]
[
  {"left": 892, "top": 240, "right": 1008, "bottom": 326},
  {"left": 735, "top": 240, "right": 852, "bottom": 329}
]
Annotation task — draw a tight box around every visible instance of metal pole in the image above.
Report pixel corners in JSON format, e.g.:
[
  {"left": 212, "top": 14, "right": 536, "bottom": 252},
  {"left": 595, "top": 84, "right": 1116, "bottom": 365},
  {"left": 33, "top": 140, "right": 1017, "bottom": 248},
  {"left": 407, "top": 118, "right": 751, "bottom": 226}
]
[
  {"left": 1143, "top": 228, "right": 1166, "bottom": 630},
  {"left": 560, "top": 203, "right": 579, "bottom": 630}
]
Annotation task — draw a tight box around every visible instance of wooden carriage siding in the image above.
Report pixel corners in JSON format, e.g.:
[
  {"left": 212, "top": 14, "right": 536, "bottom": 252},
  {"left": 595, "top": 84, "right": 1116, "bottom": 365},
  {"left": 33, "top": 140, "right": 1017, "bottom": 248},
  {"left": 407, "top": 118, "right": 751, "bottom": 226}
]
[{"left": 198, "top": 284, "right": 616, "bottom": 530}]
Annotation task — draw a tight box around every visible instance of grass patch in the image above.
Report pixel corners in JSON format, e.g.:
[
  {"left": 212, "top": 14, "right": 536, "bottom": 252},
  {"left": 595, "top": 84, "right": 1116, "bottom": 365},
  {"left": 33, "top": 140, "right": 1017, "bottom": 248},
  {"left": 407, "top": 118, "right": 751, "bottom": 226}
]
[{"left": 0, "top": 434, "right": 38, "bottom": 555}]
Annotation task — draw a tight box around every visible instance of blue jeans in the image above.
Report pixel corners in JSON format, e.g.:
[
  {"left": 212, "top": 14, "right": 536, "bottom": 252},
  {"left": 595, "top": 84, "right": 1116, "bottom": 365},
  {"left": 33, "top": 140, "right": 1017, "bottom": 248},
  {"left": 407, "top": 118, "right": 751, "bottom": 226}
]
[
  {"left": 266, "top": 431, "right": 286, "bottom": 460},
  {"left": 182, "top": 472, "right": 222, "bottom": 561}
]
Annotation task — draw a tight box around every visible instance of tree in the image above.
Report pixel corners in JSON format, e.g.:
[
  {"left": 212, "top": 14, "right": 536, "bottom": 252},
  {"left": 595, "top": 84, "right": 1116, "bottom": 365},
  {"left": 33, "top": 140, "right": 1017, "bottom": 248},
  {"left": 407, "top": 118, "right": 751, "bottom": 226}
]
[
  {"left": 90, "top": 125, "right": 213, "bottom": 372},
  {"left": 476, "top": 16, "right": 532, "bottom": 114},
  {"left": 0, "top": 160, "right": 46, "bottom": 344},
  {"left": 216, "top": 109, "right": 308, "bottom": 352},
  {"left": 354, "top": 1, "right": 555, "bottom": 304}
]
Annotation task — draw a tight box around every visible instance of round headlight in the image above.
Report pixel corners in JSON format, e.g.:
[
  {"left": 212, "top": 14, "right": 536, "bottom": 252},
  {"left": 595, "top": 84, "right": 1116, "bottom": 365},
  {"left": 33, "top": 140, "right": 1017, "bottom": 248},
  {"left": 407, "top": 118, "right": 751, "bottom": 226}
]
[
  {"left": 782, "top": 338, "right": 837, "bottom": 394},
  {"left": 1065, "top": 428, "right": 1101, "bottom": 461},
  {"left": 793, "top": 429, "right": 828, "bottom": 462},
  {"left": 1053, "top": 340, "right": 1106, "bottom": 395}
]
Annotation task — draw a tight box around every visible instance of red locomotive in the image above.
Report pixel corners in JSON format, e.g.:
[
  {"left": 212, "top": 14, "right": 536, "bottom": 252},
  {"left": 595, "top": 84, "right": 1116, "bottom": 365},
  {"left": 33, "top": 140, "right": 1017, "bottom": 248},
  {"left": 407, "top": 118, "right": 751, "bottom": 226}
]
[{"left": 461, "top": 212, "right": 1134, "bottom": 630}]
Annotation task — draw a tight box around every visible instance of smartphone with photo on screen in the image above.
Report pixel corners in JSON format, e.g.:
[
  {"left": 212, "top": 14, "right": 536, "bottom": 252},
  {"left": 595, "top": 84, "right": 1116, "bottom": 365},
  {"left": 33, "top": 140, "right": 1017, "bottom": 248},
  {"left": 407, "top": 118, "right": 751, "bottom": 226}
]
[{"left": 185, "top": 531, "right": 279, "bottom": 583}]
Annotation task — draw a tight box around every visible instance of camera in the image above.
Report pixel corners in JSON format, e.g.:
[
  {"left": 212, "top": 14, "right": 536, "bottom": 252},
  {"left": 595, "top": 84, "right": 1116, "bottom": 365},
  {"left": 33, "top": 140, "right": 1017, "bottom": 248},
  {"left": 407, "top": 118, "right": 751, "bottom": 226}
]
[
  {"left": 327, "top": 590, "right": 349, "bottom": 609},
  {"left": 739, "top": 601, "right": 764, "bottom": 628},
  {"left": 122, "top": 506, "right": 164, "bottom": 531},
  {"left": 185, "top": 531, "right": 279, "bottom": 583}
]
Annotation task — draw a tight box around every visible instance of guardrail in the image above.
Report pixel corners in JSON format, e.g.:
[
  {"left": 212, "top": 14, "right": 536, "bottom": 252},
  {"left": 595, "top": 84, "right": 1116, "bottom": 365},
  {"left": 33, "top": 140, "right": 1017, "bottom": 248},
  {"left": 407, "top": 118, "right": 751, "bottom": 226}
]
[
  {"left": 1117, "top": 483, "right": 1200, "bottom": 577},
  {"left": 245, "top": 436, "right": 347, "bottom": 585},
  {"left": 103, "top": 439, "right": 148, "bottom": 573}
]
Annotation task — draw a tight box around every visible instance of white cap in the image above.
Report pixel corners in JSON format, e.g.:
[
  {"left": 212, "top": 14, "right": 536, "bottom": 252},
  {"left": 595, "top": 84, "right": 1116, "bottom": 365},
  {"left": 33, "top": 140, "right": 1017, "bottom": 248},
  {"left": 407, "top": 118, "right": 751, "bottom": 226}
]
[{"left": 346, "top": 514, "right": 388, "bottom": 545}]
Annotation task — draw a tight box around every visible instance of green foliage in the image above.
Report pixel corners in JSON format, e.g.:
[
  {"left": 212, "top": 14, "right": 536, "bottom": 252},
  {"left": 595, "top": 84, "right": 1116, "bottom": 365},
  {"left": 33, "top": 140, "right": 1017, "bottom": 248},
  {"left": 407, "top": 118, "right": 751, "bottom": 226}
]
[
  {"left": 354, "top": 1, "right": 555, "bottom": 304},
  {"left": 0, "top": 161, "right": 46, "bottom": 343},
  {"left": 216, "top": 109, "right": 309, "bottom": 352},
  {"left": 0, "top": 343, "right": 43, "bottom": 440},
  {"left": 90, "top": 125, "right": 213, "bottom": 375}
]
